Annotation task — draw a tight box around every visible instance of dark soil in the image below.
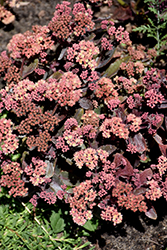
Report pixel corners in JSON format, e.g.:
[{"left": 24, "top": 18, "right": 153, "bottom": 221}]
[{"left": 1, "top": 1, "right": 167, "bottom": 249}]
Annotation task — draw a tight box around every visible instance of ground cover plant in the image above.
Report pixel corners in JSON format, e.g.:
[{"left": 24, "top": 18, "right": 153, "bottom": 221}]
[
  {"left": 0, "top": 188, "right": 93, "bottom": 249},
  {"left": 0, "top": 0, "right": 167, "bottom": 241}
]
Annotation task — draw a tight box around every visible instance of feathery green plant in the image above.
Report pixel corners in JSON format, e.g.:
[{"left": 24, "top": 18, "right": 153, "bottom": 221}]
[{"left": 133, "top": 0, "right": 167, "bottom": 55}]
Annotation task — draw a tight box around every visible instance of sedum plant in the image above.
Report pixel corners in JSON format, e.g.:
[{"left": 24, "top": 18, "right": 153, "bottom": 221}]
[
  {"left": 133, "top": 0, "right": 167, "bottom": 56},
  {"left": 0, "top": 0, "right": 167, "bottom": 229}
]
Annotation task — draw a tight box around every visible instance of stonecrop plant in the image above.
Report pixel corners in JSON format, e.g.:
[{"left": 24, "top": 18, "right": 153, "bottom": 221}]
[{"left": 0, "top": 0, "right": 167, "bottom": 228}]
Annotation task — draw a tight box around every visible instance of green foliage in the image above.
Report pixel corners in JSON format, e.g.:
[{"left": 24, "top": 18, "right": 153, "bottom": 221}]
[
  {"left": 0, "top": 188, "right": 94, "bottom": 250},
  {"left": 82, "top": 218, "right": 99, "bottom": 232},
  {"left": 133, "top": 0, "right": 167, "bottom": 55}
]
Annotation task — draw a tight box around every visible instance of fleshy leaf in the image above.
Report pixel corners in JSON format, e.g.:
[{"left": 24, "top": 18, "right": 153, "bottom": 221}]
[
  {"left": 50, "top": 210, "right": 65, "bottom": 233},
  {"left": 96, "top": 47, "right": 116, "bottom": 69},
  {"left": 21, "top": 59, "right": 38, "bottom": 78},
  {"left": 48, "top": 70, "right": 63, "bottom": 80},
  {"left": 74, "top": 108, "right": 84, "bottom": 124},
  {"left": 79, "top": 97, "right": 93, "bottom": 110},
  {"left": 102, "top": 55, "right": 130, "bottom": 78},
  {"left": 45, "top": 160, "right": 55, "bottom": 178},
  {"left": 145, "top": 206, "right": 157, "bottom": 220},
  {"left": 153, "top": 133, "right": 167, "bottom": 157},
  {"left": 133, "top": 187, "right": 147, "bottom": 195},
  {"left": 99, "top": 144, "right": 117, "bottom": 155},
  {"left": 114, "top": 153, "right": 134, "bottom": 178},
  {"left": 132, "top": 133, "right": 147, "bottom": 154},
  {"left": 139, "top": 168, "right": 153, "bottom": 185}
]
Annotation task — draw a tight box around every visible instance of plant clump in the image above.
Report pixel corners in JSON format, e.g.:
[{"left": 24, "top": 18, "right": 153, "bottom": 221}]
[{"left": 0, "top": 0, "right": 167, "bottom": 228}]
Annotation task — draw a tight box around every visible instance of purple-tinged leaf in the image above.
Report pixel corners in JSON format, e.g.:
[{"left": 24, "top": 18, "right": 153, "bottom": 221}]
[
  {"left": 99, "top": 144, "right": 117, "bottom": 155},
  {"left": 139, "top": 168, "right": 153, "bottom": 185},
  {"left": 133, "top": 187, "right": 147, "bottom": 195},
  {"left": 153, "top": 133, "right": 167, "bottom": 157},
  {"left": 133, "top": 133, "right": 147, "bottom": 154},
  {"left": 114, "top": 153, "right": 134, "bottom": 178},
  {"left": 79, "top": 97, "right": 93, "bottom": 110},
  {"left": 45, "top": 160, "right": 55, "bottom": 178},
  {"left": 96, "top": 47, "right": 116, "bottom": 69}
]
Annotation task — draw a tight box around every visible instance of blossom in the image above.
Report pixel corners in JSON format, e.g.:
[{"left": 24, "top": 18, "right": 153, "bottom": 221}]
[
  {"left": 67, "top": 40, "right": 99, "bottom": 71},
  {"left": 100, "top": 206, "right": 123, "bottom": 225},
  {"left": 112, "top": 181, "right": 147, "bottom": 212},
  {"left": 99, "top": 117, "right": 129, "bottom": 139},
  {"left": 145, "top": 89, "right": 164, "bottom": 108},
  {"left": 63, "top": 128, "right": 83, "bottom": 147},
  {"left": 40, "top": 191, "right": 57, "bottom": 204},
  {"left": 0, "top": 118, "right": 18, "bottom": 155},
  {"left": 104, "top": 96, "right": 120, "bottom": 111},
  {"left": 95, "top": 77, "right": 117, "bottom": 98},
  {"left": 48, "top": 2, "right": 94, "bottom": 39},
  {"left": 74, "top": 148, "right": 98, "bottom": 170},
  {"left": 68, "top": 180, "right": 96, "bottom": 225},
  {"left": 127, "top": 114, "right": 142, "bottom": 132},
  {"left": 101, "top": 37, "right": 113, "bottom": 50},
  {"left": 55, "top": 136, "right": 69, "bottom": 152},
  {"left": 30, "top": 195, "right": 38, "bottom": 207},
  {"left": 0, "top": 161, "right": 28, "bottom": 197},
  {"left": 24, "top": 157, "right": 48, "bottom": 186},
  {"left": 145, "top": 180, "right": 162, "bottom": 201},
  {"left": 126, "top": 143, "right": 138, "bottom": 154},
  {"left": 46, "top": 72, "right": 82, "bottom": 107},
  {"left": 7, "top": 25, "right": 53, "bottom": 59},
  {"left": 127, "top": 94, "right": 142, "bottom": 109},
  {"left": 152, "top": 155, "right": 167, "bottom": 176}
]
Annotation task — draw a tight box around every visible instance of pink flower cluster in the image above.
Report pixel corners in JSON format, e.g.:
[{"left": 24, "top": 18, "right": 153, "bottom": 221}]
[
  {"left": 24, "top": 157, "right": 50, "bottom": 186},
  {"left": 67, "top": 40, "right": 99, "bottom": 71},
  {"left": 94, "top": 77, "right": 118, "bottom": 98},
  {"left": 68, "top": 180, "right": 96, "bottom": 225},
  {"left": 100, "top": 206, "right": 122, "bottom": 225},
  {"left": 0, "top": 118, "right": 18, "bottom": 155},
  {"left": 0, "top": 161, "right": 28, "bottom": 197},
  {"left": 48, "top": 1, "right": 94, "bottom": 39},
  {"left": 99, "top": 117, "right": 129, "bottom": 140},
  {"left": 112, "top": 181, "right": 147, "bottom": 212},
  {"left": 7, "top": 25, "right": 54, "bottom": 59}
]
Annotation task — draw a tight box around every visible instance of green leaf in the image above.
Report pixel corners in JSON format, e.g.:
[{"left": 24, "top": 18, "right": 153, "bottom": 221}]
[
  {"left": 102, "top": 55, "right": 130, "bottom": 78},
  {"left": 50, "top": 211, "right": 65, "bottom": 233},
  {"left": 82, "top": 218, "right": 98, "bottom": 232},
  {"left": 148, "top": 7, "right": 158, "bottom": 15},
  {"left": 11, "top": 153, "right": 21, "bottom": 161}
]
